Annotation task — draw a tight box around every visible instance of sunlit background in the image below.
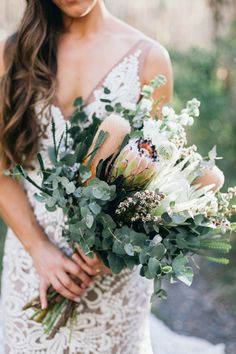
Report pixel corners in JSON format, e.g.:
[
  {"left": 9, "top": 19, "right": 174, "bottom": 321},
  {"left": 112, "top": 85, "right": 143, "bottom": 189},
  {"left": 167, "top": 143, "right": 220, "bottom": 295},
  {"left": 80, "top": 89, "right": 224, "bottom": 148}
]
[{"left": 0, "top": 1, "right": 236, "bottom": 353}]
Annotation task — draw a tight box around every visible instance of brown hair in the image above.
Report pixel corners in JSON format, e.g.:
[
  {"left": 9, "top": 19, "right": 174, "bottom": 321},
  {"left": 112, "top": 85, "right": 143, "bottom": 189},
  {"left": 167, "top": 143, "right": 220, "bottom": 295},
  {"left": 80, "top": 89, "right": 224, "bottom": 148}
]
[{"left": 0, "top": 0, "right": 63, "bottom": 169}]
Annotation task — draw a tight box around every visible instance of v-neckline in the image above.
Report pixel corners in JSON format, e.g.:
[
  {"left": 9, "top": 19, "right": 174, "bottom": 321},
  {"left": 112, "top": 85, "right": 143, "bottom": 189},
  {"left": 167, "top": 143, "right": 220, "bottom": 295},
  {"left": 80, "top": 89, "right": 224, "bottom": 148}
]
[{"left": 53, "top": 37, "right": 145, "bottom": 121}]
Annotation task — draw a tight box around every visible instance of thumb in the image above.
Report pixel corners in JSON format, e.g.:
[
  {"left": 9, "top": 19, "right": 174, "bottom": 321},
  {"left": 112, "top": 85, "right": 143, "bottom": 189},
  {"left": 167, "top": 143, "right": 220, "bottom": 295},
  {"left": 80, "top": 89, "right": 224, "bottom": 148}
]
[{"left": 39, "top": 278, "right": 49, "bottom": 310}]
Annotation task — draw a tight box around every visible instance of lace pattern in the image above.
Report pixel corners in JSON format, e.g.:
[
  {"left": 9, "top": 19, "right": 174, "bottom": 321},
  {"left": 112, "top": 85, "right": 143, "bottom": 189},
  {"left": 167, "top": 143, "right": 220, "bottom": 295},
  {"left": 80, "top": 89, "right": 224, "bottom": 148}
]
[{"left": 1, "top": 46, "right": 154, "bottom": 354}]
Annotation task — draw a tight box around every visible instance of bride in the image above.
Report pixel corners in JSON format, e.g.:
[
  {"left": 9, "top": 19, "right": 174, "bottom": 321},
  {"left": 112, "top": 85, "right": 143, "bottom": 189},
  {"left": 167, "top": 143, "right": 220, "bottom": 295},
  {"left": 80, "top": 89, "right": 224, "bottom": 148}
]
[{"left": 0, "top": 1, "right": 222, "bottom": 353}]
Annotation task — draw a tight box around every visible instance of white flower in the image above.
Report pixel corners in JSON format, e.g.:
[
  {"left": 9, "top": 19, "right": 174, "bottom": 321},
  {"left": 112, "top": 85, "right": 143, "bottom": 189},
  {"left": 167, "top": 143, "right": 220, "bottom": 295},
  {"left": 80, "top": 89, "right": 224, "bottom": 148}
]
[
  {"left": 167, "top": 121, "right": 180, "bottom": 132},
  {"left": 149, "top": 155, "right": 219, "bottom": 218},
  {"left": 184, "top": 99, "right": 200, "bottom": 118},
  {"left": 162, "top": 106, "right": 175, "bottom": 119},
  {"left": 158, "top": 141, "right": 180, "bottom": 165},
  {"left": 143, "top": 119, "right": 169, "bottom": 146},
  {"left": 179, "top": 113, "right": 190, "bottom": 125},
  {"left": 140, "top": 98, "right": 153, "bottom": 112},
  {"left": 188, "top": 116, "right": 194, "bottom": 126},
  {"left": 142, "top": 85, "right": 154, "bottom": 97},
  {"left": 178, "top": 113, "right": 194, "bottom": 126},
  {"left": 122, "top": 102, "right": 137, "bottom": 111}
]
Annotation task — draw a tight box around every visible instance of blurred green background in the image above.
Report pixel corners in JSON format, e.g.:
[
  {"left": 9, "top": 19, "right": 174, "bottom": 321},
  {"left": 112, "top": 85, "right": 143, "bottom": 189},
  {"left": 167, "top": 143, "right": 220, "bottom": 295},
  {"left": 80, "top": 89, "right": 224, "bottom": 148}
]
[{"left": 0, "top": 0, "right": 235, "bottom": 352}]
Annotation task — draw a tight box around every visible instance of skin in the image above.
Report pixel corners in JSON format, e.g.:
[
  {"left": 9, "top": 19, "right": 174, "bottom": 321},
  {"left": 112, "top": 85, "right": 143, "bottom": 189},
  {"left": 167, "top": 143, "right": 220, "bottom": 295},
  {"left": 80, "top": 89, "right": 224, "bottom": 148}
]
[{"left": 0, "top": 0, "right": 222, "bottom": 309}]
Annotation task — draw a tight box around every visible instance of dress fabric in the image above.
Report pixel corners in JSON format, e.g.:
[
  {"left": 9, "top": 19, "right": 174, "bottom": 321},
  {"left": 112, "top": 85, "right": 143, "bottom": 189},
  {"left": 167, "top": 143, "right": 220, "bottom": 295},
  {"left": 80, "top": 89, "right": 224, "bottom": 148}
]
[{"left": 1, "top": 39, "right": 154, "bottom": 354}]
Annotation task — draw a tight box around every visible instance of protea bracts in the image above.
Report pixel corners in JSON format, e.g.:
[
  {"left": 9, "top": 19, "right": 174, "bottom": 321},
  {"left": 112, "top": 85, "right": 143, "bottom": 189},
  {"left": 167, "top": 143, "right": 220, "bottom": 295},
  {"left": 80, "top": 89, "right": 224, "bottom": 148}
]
[{"left": 108, "top": 137, "right": 159, "bottom": 190}]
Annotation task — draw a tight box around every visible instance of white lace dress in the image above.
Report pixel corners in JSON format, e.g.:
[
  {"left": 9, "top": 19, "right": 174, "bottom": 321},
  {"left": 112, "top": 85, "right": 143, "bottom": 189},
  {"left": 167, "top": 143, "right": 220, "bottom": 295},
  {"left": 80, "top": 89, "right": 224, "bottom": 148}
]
[{"left": 1, "top": 39, "right": 154, "bottom": 354}]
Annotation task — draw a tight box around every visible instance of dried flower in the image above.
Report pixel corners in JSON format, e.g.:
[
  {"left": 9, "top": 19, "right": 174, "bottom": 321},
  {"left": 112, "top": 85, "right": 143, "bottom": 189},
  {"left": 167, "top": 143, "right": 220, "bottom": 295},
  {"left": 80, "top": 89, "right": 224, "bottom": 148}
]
[{"left": 115, "top": 190, "right": 165, "bottom": 223}]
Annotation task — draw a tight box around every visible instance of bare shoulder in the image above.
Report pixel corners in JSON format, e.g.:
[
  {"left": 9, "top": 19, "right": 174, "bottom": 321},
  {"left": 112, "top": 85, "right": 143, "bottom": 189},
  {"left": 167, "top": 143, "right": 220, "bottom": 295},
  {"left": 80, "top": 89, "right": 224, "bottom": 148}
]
[
  {"left": 142, "top": 38, "right": 172, "bottom": 81},
  {"left": 0, "top": 40, "right": 6, "bottom": 77},
  {"left": 108, "top": 17, "right": 173, "bottom": 103},
  {"left": 141, "top": 38, "right": 173, "bottom": 104}
]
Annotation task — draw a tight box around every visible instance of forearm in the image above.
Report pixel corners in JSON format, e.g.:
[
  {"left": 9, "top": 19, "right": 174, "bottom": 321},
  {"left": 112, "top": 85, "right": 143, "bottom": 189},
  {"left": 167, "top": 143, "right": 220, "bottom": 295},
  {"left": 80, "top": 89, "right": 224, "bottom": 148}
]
[{"left": 0, "top": 174, "right": 48, "bottom": 254}]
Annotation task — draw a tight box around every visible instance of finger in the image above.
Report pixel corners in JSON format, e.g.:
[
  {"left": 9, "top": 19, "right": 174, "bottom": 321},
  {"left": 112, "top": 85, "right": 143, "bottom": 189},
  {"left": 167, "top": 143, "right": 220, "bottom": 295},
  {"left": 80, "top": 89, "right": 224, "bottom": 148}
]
[
  {"left": 57, "top": 271, "right": 86, "bottom": 297},
  {"left": 63, "top": 257, "right": 93, "bottom": 286},
  {"left": 50, "top": 275, "right": 83, "bottom": 302},
  {"left": 39, "top": 278, "right": 49, "bottom": 309},
  {"left": 76, "top": 245, "right": 99, "bottom": 266},
  {"left": 72, "top": 253, "right": 98, "bottom": 276}
]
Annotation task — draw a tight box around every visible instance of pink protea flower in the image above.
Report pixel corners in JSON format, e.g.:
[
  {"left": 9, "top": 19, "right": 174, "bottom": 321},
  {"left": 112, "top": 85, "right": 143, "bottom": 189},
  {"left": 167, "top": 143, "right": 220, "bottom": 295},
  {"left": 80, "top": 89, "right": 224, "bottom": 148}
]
[
  {"left": 84, "top": 113, "right": 131, "bottom": 180},
  {"left": 108, "top": 137, "right": 159, "bottom": 190}
]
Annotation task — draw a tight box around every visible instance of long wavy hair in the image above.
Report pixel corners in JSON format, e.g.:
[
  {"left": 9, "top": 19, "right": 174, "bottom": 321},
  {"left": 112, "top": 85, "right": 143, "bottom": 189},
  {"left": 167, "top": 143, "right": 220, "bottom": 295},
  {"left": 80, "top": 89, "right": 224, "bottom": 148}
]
[{"left": 0, "top": 0, "right": 63, "bottom": 169}]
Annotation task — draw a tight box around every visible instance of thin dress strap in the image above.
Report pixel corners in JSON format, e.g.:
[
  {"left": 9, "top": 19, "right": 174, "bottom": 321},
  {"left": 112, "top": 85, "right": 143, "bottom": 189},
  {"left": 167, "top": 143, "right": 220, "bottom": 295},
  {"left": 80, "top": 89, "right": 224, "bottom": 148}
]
[
  {"left": 84, "top": 38, "right": 145, "bottom": 106},
  {"left": 136, "top": 38, "right": 154, "bottom": 85}
]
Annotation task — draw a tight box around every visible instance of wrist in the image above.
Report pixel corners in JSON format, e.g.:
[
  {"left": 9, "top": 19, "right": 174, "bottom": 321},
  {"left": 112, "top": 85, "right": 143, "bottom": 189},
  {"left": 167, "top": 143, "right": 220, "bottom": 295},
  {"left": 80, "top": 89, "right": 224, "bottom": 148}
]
[{"left": 24, "top": 221, "right": 49, "bottom": 257}]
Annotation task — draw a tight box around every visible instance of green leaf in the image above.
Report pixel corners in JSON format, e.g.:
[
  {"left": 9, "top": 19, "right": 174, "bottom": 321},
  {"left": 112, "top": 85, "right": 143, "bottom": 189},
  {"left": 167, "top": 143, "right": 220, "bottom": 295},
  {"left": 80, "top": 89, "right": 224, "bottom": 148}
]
[
  {"left": 171, "top": 213, "right": 188, "bottom": 224},
  {"left": 204, "top": 256, "right": 230, "bottom": 265},
  {"left": 60, "top": 153, "right": 77, "bottom": 165},
  {"left": 15, "top": 164, "right": 28, "bottom": 178},
  {"left": 46, "top": 196, "right": 57, "bottom": 208},
  {"left": 81, "top": 207, "right": 94, "bottom": 229},
  {"left": 65, "top": 182, "right": 76, "bottom": 195},
  {"left": 100, "top": 98, "right": 111, "bottom": 103},
  {"left": 105, "top": 105, "right": 114, "bottom": 112},
  {"left": 177, "top": 267, "right": 194, "bottom": 286},
  {"left": 73, "top": 97, "right": 83, "bottom": 107},
  {"left": 107, "top": 253, "right": 125, "bottom": 274},
  {"left": 150, "top": 244, "right": 166, "bottom": 259},
  {"left": 172, "top": 255, "right": 193, "bottom": 286},
  {"left": 139, "top": 250, "right": 149, "bottom": 264},
  {"left": 113, "top": 240, "right": 126, "bottom": 255},
  {"left": 162, "top": 212, "right": 172, "bottom": 224},
  {"left": 104, "top": 87, "right": 111, "bottom": 94},
  {"left": 73, "top": 187, "right": 82, "bottom": 198},
  {"left": 148, "top": 258, "right": 160, "bottom": 277},
  {"left": 124, "top": 257, "right": 136, "bottom": 270},
  {"left": 124, "top": 243, "right": 134, "bottom": 256},
  {"left": 86, "top": 130, "right": 109, "bottom": 167},
  {"left": 37, "top": 153, "right": 45, "bottom": 171},
  {"left": 79, "top": 165, "right": 92, "bottom": 183},
  {"left": 151, "top": 289, "right": 167, "bottom": 302},
  {"left": 89, "top": 202, "right": 101, "bottom": 215},
  {"left": 34, "top": 193, "right": 45, "bottom": 203},
  {"left": 162, "top": 265, "right": 172, "bottom": 273},
  {"left": 154, "top": 277, "right": 162, "bottom": 293},
  {"left": 172, "top": 255, "right": 188, "bottom": 273},
  {"left": 48, "top": 146, "right": 57, "bottom": 165}
]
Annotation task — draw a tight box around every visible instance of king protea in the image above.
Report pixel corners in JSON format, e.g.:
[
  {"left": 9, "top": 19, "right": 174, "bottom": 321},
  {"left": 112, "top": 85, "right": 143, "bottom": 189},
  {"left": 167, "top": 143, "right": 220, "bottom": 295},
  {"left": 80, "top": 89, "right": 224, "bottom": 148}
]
[
  {"left": 84, "top": 113, "right": 131, "bottom": 179},
  {"left": 108, "top": 137, "right": 160, "bottom": 190}
]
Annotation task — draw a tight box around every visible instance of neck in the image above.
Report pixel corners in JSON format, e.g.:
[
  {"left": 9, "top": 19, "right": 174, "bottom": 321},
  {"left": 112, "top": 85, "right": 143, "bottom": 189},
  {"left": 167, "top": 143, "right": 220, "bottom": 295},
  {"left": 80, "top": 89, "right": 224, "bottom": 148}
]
[{"left": 62, "top": 1, "right": 109, "bottom": 37}]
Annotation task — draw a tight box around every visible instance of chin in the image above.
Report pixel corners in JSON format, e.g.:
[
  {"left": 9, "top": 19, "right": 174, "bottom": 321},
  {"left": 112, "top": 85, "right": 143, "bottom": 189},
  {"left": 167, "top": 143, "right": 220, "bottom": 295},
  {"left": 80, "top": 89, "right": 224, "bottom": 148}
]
[{"left": 54, "top": 0, "right": 98, "bottom": 18}]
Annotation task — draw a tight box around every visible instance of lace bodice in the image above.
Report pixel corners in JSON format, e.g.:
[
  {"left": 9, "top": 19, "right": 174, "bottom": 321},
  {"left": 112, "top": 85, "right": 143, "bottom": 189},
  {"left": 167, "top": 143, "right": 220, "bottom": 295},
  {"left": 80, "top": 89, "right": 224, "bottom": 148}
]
[
  {"left": 1, "top": 39, "right": 154, "bottom": 354},
  {"left": 24, "top": 44, "right": 143, "bottom": 254}
]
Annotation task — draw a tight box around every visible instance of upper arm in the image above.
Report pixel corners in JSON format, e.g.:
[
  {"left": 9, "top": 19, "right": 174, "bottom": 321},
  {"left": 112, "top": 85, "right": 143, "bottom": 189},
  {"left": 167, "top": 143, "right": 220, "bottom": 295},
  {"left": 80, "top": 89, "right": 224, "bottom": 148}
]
[
  {"left": 0, "top": 40, "right": 6, "bottom": 77},
  {"left": 142, "top": 41, "right": 173, "bottom": 113}
]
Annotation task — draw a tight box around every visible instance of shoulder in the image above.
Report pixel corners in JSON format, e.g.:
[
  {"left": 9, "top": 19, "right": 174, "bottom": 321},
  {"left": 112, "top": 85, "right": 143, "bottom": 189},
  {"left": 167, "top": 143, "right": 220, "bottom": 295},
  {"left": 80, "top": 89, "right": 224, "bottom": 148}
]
[
  {"left": 0, "top": 40, "right": 6, "bottom": 77},
  {"left": 141, "top": 37, "right": 173, "bottom": 104},
  {"left": 142, "top": 38, "right": 172, "bottom": 81},
  {"left": 108, "top": 17, "right": 173, "bottom": 103}
]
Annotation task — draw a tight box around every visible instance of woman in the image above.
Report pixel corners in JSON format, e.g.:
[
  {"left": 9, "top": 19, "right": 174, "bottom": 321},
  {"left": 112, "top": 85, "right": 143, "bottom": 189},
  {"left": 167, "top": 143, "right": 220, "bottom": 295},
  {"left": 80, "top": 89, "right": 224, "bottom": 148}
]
[
  {"left": 0, "top": 1, "right": 222, "bottom": 353},
  {"left": 0, "top": 1, "right": 172, "bottom": 353}
]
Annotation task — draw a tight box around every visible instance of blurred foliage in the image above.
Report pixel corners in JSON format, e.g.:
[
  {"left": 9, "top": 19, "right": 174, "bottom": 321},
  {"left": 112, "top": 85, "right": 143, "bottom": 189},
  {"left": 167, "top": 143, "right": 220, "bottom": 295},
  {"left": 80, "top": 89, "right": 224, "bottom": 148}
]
[{"left": 171, "top": 21, "right": 236, "bottom": 188}]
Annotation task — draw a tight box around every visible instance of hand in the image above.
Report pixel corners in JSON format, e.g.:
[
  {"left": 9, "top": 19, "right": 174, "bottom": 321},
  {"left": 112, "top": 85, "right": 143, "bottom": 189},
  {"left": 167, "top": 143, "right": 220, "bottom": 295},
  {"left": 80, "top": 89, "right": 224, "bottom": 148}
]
[
  {"left": 29, "top": 238, "right": 93, "bottom": 309},
  {"left": 72, "top": 245, "right": 112, "bottom": 276}
]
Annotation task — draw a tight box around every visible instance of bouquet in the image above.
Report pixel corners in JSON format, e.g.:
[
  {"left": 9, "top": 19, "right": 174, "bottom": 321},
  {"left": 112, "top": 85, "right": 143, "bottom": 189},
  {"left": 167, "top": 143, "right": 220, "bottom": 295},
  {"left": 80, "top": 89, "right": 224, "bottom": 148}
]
[{"left": 7, "top": 75, "right": 236, "bottom": 338}]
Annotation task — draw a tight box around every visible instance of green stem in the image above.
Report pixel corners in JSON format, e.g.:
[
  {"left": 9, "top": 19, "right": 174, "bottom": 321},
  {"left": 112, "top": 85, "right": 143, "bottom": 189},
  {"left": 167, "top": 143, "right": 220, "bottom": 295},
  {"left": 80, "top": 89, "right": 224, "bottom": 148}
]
[{"left": 44, "top": 298, "right": 67, "bottom": 334}]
